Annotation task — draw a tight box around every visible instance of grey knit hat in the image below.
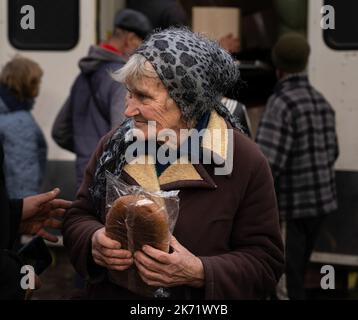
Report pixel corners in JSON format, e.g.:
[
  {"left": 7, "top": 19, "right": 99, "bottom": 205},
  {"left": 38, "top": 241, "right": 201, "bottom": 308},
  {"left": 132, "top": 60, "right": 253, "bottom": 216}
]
[{"left": 135, "top": 28, "right": 241, "bottom": 123}]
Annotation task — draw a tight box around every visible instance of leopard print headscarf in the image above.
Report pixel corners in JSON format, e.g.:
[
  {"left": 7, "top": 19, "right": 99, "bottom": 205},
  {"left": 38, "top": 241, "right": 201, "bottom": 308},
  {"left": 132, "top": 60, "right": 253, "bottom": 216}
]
[{"left": 136, "top": 27, "right": 242, "bottom": 127}]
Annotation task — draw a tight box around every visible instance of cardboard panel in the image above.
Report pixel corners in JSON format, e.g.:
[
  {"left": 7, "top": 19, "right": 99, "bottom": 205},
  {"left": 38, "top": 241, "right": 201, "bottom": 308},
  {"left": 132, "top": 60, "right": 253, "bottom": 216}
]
[{"left": 192, "top": 6, "right": 241, "bottom": 40}]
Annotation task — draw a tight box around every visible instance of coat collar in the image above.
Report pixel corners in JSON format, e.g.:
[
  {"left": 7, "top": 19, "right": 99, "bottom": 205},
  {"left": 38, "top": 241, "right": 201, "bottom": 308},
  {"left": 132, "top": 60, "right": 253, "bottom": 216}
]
[
  {"left": 275, "top": 73, "right": 309, "bottom": 93},
  {"left": 122, "top": 110, "right": 231, "bottom": 191}
]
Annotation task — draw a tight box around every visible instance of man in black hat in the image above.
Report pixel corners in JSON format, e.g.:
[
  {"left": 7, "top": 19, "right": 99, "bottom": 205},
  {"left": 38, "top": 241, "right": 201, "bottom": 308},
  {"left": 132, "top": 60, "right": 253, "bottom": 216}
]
[
  {"left": 256, "top": 33, "right": 339, "bottom": 300},
  {"left": 52, "top": 9, "right": 152, "bottom": 188}
]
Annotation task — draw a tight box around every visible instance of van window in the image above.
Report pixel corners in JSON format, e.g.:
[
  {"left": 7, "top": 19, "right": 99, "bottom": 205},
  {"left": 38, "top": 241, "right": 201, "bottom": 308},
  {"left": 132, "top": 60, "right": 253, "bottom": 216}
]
[
  {"left": 323, "top": 0, "right": 358, "bottom": 50},
  {"left": 8, "top": 0, "right": 79, "bottom": 50}
]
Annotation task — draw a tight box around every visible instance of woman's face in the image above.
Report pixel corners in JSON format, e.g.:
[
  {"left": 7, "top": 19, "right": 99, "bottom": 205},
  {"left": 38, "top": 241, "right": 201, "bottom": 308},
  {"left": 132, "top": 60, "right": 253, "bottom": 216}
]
[{"left": 124, "top": 64, "right": 187, "bottom": 141}]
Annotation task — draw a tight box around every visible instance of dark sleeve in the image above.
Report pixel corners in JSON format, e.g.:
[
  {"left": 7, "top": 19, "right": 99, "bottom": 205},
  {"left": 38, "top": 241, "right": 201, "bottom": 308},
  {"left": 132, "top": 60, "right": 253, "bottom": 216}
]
[
  {"left": 63, "top": 134, "right": 111, "bottom": 279},
  {"left": 0, "top": 166, "right": 22, "bottom": 248},
  {"left": 327, "top": 108, "right": 339, "bottom": 167},
  {"left": 0, "top": 161, "right": 25, "bottom": 299},
  {"left": 51, "top": 96, "right": 74, "bottom": 152},
  {"left": 199, "top": 157, "right": 284, "bottom": 299},
  {"left": 8, "top": 199, "right": 23, "bottom": 245},
  {"left": 0, "top": 145, "right": 22, "bottom": 248},
  {"left": 37, "top": 129, "right": 48, "bottom": 185},
  {"left": 0, "top": 250, "right": 26, "bottom": 300}
]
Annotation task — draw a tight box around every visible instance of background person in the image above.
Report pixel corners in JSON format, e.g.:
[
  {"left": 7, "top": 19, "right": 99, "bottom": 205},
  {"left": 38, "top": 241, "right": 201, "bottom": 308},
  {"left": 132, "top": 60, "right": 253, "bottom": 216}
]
[
  {"left": 52, "top": 9, "right": 152, "bottom": 188},
  {"left": 0, "top": 56, "right": 47, "bottom": 198},
  {"left": 256, "top": 33, "right": 339, "bottom": 300}
]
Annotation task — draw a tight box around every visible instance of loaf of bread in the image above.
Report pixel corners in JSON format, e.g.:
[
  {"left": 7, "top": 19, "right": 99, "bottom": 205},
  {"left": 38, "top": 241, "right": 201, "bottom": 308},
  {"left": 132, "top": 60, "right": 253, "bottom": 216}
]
[{"left": 105, "top": 194, "right": 170, "bottom": 252}]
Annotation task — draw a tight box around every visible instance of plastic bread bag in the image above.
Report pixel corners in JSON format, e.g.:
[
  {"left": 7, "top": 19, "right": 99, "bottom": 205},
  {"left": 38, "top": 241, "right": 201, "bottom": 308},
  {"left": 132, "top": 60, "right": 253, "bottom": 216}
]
[{"left": 104, "top": 171, "right": 180, "bottom": 298}]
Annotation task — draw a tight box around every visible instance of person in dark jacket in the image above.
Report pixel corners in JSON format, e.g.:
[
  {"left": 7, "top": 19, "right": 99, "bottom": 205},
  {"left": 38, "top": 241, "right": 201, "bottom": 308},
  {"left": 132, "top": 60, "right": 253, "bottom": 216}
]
[
  {"left": 63, "top": 28, "right": 284, "bottom": 300},
  {"left": 256, "top": 33, "right": 339, "bottom": 299},
  {"left": 0, "top": 56, "right": 47, "bottom": 198},
  {"left": 52, "top": 9, "right": 152, "bottom": 188},
  {"left": 0, "top": 143, "right": 71, "bottom": 300}
]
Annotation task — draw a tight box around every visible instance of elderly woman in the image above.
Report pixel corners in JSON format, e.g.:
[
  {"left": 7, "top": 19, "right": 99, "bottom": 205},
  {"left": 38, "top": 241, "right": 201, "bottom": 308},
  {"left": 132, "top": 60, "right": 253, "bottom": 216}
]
[{"left": 63, "top": 28, "right": 284, "bottom": 300}]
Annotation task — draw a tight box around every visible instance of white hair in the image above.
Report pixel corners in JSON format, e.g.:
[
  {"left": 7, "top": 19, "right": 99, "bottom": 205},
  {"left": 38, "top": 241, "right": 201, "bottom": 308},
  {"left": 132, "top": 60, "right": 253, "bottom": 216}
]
[{"left": 112, "top": 54, "right": 158, "bottom": 84}]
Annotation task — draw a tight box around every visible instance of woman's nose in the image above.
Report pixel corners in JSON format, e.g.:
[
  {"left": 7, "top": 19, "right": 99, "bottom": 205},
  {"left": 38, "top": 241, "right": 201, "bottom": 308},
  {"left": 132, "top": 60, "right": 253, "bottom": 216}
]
[{"left": 124, "top": 99, "right": 140, "bottom": 118}]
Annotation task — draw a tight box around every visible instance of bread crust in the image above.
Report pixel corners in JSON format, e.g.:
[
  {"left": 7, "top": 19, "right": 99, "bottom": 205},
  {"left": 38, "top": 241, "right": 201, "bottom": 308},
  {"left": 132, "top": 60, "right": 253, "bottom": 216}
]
[{"left": 105, "top": 194, "right": 170, "bottom": 252}]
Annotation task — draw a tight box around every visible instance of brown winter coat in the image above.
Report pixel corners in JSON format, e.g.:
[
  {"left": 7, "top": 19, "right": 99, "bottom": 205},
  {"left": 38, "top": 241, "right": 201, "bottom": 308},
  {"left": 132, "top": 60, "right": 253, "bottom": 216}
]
[{"left": 63, "top": 111, "right": 284, "bottom": 300}]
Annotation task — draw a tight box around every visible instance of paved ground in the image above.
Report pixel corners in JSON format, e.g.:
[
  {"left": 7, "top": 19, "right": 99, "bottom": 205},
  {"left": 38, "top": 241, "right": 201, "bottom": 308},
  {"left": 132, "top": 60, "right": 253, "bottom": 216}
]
[
  {"left": 31, "top": 246, "right": 78, "bottom": 300},
  {"left": 29, "top": 246, "right": 358, "bottom": 300}
]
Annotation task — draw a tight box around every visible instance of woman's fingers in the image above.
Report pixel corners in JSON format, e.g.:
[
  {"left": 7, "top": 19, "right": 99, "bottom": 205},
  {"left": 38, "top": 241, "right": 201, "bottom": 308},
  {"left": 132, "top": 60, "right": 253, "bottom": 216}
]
[
  {"left": 48, "top": 208, "right": 67, "bottom": 218},
  {"left": 109, "top": 264, "right": 132, "bottom": 271},
  {"left": 135, "top": 259, "right": 161, "bottom": 281},
  {"left": 92, "top": 248, "right": 133, "bottom": 268},
  {"left": 96, "top": 229, "right": 121, "bottom": 249},
  {"left": 93, "top": 253, "right": 133, "bottom": 269},
  {"left": 44, "top": 218, "right": 63, "bottom": 229},
  {"left": 101, "top": 252, "right": 133, "bottom": 266},
  {"left": 93, "top": 250, "right": 132, "bottom": 271},
  {"left": 142, "top": 245, "right": 171, "bottom": 264},
  {"left": 135, "top": 260, "right": 168, "bottom": 287},
  {"left": 37, "top": 229, "right": 59, "bottom": 242},
  {"left": 101, "top": 247, "right": 132, "bottom": 259},
  {"left": 134, "top": 251, "right": 163, "bottom": 273},
  {"left": 49, "top": 199, "right": 72, "bottom": 210},
  {"left": 92, "top": 252, "right": 107, "bottom": 267},
  {"left": 92, "top": 228, "right": 133, "bottom": 270}
]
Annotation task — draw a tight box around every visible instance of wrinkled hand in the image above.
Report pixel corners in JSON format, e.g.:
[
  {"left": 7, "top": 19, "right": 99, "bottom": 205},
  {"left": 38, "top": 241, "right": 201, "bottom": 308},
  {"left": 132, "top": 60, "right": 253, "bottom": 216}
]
[
  {"left": 91, "top": 228, "right": 133, "bottom": 271},
  {"left": 219, "top": 33, "right": 240, "bottom": 53},
  {"left": 20, "top": 188, "right": 72, "bottom": 242},
  {"left": 134, "top": 235, "right": 204, "bottom": 288}
]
